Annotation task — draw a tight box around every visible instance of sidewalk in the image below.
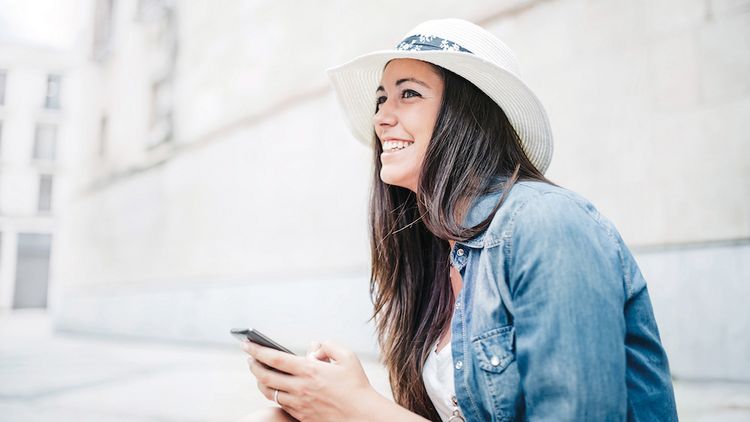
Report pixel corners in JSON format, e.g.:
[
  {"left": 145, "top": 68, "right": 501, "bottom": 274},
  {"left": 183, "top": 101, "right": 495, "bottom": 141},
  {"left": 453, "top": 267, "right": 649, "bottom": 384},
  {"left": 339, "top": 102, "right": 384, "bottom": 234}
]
[
  {"left": 0, "top": 310, "right": 390, "bottom": 422},
  {"left": 1, "top": 310, "right": 749, "bottom": 421}
]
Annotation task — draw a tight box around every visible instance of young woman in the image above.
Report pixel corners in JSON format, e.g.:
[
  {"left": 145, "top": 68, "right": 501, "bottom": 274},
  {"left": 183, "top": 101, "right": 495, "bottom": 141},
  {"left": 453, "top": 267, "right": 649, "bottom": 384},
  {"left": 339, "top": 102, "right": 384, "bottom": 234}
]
[{"left": 241, "top": 19, "right": 678, "bottom": 422}]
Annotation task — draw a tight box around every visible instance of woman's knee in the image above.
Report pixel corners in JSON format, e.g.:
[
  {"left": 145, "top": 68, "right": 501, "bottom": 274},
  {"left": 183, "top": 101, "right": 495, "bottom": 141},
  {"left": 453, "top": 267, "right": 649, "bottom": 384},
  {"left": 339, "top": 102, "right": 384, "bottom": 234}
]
[{"left": 236, "top": 407, "right": 297, "bottom": 422}]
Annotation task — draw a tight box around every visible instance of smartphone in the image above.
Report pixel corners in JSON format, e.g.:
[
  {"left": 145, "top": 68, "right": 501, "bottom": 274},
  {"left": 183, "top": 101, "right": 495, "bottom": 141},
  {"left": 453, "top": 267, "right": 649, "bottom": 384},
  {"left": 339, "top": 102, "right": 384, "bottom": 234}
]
[{"left": 230, "top": 328, "right": 297, "bottom": 355}]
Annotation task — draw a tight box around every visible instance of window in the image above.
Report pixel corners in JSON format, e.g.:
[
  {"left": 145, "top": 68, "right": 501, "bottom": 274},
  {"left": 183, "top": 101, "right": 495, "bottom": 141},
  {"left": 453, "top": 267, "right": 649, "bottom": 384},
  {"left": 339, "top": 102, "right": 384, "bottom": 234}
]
[
  {"left": 38, "top": 175, "right": 53, "bottom": 212},
  {"left": 93, "top": 0, "right": 115, "bottom": 59},
  {"left": 148, "top": 78, "right": 173, "bottom": 146},
  {"left": 99, "top": 115, "right": 108, "bottom": 157},
  {"left": 44, "top": 74, "right": 61, "bottom": 109},
  {"left": 33, "top": 124, "right": 57, "bottom": 161},
  {"left": 0, "top": 69, "right": 6, "bottom": 105},
  {"left": 13, "top": 233, "right": 52, "bottom": 309},
  {"left": 138, "top": 0, "right": 166, "bottom": 20}
]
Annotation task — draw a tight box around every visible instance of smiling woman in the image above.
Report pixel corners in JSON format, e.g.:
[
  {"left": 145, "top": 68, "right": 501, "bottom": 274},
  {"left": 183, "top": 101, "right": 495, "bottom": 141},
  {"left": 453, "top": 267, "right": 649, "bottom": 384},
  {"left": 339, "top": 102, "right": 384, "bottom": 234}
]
[
  {"left": 240, "top": 18, "right": 678, "bottom": 422},
  {"left": 374, "top": 59, "right": 444, "bottom": 192}
]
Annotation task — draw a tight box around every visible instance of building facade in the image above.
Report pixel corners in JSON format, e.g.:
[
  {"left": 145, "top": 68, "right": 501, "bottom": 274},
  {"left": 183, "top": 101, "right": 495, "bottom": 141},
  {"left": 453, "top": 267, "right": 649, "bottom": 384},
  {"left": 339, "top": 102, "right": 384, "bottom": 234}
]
[
  {"left": 52, "top": 0, "right": 750, "bottom": 381},
  {"left": 0, "top": 43, "right": 73, "bottom": 311}
]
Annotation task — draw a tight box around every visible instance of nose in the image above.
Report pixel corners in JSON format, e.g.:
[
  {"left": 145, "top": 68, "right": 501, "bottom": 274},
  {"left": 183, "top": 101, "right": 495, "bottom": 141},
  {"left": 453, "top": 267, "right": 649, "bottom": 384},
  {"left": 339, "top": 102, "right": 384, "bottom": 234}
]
[{"left": 372, "top": 99, "right": 397, "bottom": 137}]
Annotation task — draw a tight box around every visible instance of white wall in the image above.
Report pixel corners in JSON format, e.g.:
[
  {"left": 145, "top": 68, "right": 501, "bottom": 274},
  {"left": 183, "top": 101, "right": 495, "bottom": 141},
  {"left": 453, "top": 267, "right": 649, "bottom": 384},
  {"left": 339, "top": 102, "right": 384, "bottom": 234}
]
[{"left": 52, "top": 0, "right": 750, "bottom": 379}]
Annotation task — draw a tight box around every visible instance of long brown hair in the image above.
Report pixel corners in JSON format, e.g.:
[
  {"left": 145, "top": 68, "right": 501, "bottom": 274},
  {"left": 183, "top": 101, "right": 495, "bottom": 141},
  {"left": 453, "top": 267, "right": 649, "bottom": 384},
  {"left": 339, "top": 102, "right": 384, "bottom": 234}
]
[{"left": 368, "top": 63, "right": 552, "bottom": 420}]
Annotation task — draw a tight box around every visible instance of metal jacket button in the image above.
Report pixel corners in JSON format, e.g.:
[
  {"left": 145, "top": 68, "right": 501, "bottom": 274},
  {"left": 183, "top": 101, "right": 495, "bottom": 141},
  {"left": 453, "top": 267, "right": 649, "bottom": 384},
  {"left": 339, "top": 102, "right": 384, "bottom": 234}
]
[
  {"left": 490, "top": 355, "right": 501, "bottom": 366},
  {"left": 455, "top": 360, "right": 463, "bottom": 370},
  {"left": 457, "top": 248, "right": 465, "bottom": 256}
]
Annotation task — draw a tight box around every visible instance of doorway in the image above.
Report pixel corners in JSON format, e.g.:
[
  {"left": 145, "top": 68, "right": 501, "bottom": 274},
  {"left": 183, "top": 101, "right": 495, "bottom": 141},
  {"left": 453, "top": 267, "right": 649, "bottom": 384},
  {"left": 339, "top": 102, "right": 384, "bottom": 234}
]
[{"left": 13, "top": 233, "right": 52, "bottom": 309}]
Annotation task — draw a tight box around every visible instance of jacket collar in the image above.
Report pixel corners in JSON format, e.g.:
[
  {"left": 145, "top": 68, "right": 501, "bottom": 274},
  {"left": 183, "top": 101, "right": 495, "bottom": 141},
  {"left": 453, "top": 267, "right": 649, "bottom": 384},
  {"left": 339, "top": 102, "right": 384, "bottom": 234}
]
[{"left": 456, "top": 177, "right": 508, "bottom": 248}]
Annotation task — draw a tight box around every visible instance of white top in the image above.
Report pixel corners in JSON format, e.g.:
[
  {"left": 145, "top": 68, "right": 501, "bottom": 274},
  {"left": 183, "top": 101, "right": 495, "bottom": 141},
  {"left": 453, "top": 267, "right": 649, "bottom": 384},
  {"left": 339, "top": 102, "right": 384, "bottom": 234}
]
[{"left": 422, "top": 337, "right": 465, "bottom": 421}]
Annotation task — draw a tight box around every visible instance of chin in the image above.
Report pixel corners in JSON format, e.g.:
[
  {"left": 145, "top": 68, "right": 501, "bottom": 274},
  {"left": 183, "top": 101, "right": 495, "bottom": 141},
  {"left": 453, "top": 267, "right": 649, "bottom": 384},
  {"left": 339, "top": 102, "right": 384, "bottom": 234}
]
[{"left": 379, "top": 169, "right": 415, "bottom": 191}]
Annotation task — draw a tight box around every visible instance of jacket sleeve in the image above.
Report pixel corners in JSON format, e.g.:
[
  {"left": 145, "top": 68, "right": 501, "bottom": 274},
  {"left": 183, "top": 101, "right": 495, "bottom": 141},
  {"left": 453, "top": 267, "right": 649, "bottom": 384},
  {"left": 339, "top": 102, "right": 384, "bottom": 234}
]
[{"left": 507, "top": 192, "right": 628, "bottom": 421}]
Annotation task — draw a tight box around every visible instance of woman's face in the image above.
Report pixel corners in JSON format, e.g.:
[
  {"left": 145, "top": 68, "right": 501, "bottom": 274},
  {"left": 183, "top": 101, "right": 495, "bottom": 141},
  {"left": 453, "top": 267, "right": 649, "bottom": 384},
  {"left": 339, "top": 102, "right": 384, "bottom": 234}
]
[{"left": 373, "top": 59, "right": 444, "bottom": 192}]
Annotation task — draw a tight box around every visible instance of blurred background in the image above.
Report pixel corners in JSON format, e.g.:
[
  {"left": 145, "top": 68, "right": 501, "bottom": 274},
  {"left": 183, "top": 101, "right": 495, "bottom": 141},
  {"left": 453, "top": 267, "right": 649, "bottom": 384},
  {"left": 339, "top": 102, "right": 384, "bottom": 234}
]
[{"left": 0, "top": 0, "right": 748, "bottom": 421}]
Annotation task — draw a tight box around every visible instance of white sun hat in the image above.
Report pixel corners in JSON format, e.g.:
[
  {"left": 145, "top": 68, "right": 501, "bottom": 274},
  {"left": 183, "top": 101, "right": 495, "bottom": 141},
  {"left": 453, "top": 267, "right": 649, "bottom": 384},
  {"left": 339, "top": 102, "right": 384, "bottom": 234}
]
[{"left": 326, "top": 18, "right": 554, "bottom": 174}]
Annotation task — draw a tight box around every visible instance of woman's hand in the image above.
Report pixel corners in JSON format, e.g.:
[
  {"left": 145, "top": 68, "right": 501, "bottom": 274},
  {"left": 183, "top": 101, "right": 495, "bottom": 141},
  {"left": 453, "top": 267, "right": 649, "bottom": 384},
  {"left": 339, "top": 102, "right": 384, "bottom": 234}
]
[{"left": 242, "top": 339, "right": 380, "bottom": 421}]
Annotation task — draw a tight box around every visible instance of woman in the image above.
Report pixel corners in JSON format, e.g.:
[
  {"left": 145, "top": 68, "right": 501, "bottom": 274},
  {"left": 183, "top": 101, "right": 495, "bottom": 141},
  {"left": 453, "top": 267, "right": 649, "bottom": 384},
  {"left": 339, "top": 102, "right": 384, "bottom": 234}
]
[{"left": 242, "top": 19, "right": 678, "bottom": 421}]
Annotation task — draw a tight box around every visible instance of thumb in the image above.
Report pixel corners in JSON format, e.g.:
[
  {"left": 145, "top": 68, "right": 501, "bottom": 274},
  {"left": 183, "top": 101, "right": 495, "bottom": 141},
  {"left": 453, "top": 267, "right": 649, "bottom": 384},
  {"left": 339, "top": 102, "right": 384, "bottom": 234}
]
[
  {"left": 306, "top": 340, "right": 322, "bottom": 359},
  {"left": 314, "top": 340, "right": 351, "bottom": 364}
]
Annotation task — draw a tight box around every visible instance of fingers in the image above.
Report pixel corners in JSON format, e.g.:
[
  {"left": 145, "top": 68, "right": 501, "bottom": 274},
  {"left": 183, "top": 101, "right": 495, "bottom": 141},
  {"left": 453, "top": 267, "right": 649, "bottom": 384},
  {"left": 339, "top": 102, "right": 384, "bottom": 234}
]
[
  {"left": 247, "top": 355, "right": 298, "bottom": 393},
  {"left": 242, "top": 341, "right": 310, "bottom": 375},
  {"left": 257, "top": 382, "right": 300, "bottom": 413},
  {"left": 306, "top": 340, "right": 331, "bottom": 363},
  {"left": 314, "top": 340, "right": 353, "bottom": 363},
  {"left": 306, "top": 341, "right": 321, "bottom": 357}
]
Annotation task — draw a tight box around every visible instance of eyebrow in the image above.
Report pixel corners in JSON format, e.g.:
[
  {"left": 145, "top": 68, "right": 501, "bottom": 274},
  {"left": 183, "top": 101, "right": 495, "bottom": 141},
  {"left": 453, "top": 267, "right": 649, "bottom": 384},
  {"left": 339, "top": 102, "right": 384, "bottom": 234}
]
[{"left": 376, "top": 77, "right": 432, "bottom": 93}]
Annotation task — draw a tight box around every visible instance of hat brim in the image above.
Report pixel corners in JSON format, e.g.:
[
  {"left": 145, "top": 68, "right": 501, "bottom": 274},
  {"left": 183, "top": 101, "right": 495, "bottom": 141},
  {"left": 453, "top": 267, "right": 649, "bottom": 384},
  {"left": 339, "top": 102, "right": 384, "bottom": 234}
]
[{"left": 326, "top": 49, "right": 553, "bottom": 174}]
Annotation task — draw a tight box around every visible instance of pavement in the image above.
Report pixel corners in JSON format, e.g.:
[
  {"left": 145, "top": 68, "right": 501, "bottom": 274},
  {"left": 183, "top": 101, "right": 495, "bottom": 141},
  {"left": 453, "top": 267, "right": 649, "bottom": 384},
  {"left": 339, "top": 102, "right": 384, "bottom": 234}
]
[{"left": 1, "top": 310, "right": 749, "bottom": 422}]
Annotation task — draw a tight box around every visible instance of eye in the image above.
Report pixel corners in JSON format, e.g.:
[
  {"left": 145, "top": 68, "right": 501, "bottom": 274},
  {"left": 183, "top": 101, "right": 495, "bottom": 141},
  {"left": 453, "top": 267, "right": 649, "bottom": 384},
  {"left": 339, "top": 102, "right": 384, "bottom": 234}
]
[
  {"left": 401, "top": 89, "right": 422, "bottom": 99},
  {"left": 375, "top": 95, "right": 387, "bottom": 112}
]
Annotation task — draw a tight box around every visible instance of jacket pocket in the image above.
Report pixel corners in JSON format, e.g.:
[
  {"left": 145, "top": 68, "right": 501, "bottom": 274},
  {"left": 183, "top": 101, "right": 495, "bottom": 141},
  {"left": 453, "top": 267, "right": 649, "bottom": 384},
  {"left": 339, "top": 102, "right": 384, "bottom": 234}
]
[
  {"left": 471, "top": 325, "right": 520, "bottom": 421},
  {"left": 472, "top": 325, "right": 515, "bottom": 373}
]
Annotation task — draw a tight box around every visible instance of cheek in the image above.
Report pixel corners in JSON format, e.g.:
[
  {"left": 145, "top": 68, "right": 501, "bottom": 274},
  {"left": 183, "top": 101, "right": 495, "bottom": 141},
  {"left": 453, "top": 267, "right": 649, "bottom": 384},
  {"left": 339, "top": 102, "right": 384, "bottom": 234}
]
[
  {"left": 413, "top": 141, "right": 430, "bottom": 165},
  {"left": 415, "top": 106, "right": 440, "bottom": 158},
  {"left": 403, "top": 106, "right": 438, "bottom": 144}
]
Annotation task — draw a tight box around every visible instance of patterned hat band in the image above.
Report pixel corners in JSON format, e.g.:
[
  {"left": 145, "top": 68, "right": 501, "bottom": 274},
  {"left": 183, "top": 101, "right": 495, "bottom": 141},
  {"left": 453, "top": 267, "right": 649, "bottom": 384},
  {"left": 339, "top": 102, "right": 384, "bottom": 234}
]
[{"left": 396, "top": 34, "right": 473, "bottom": 54}]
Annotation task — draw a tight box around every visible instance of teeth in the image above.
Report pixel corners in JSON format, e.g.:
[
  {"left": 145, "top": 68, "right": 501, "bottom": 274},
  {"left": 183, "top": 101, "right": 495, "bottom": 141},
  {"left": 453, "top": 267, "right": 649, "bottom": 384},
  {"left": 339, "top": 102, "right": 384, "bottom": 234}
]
[{"left": 383, "top": 140, "right": 414, "bottom": 152}]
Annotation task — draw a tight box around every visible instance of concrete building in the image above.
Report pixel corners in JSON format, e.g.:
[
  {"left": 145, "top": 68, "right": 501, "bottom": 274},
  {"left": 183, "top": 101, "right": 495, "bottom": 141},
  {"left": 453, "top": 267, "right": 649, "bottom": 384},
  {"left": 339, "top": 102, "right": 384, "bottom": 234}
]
[
  {"left": 0, "top": 42, "right": 74, "bottom": 312},
  {"left": 51, "top": 0, "right": 749, "bottom": 384}
]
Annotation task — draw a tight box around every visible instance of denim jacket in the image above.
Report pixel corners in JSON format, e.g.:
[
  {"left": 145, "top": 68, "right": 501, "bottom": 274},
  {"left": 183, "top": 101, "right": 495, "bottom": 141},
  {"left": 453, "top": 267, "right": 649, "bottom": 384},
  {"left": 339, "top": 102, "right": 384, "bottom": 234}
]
[{"left": 448, "top": 181, "right": 677, "bottom": 421}]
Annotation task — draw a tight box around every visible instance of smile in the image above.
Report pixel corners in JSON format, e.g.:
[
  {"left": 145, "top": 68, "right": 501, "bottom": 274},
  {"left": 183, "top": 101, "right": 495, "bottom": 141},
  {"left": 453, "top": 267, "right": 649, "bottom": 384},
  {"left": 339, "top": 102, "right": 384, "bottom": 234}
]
[{"left": 382, "top": 140, "right": 415, "bottom": 153}]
